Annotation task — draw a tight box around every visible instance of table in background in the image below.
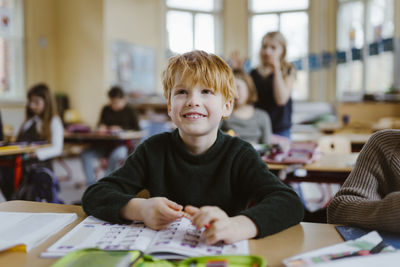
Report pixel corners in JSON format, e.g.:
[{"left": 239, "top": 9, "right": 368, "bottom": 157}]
[
  {"left": 0, "top": 200, "right": 343, "bottom": 267},
  {"left": 64, "top": 130, "right": 145, "bottom": 153},
  {"left": 0, "top": 144, "right": 50, "bottom": 157},
  {"left": 292, "top": 130, "right": 371, "bottom": 153},
  {"left": 267, "top": 153, "right": 359, "bottom": 184}
]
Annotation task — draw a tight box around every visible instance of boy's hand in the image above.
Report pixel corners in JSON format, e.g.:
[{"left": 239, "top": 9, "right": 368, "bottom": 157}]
[
  {"left": 184, "top": 205, "right": 258, "bottom": 245},
  {"left": 97, "top": 124, "right": 108, "bottom": 133},
  {"left": 139, "top": 197, "right": 183, "bottom": 230}
]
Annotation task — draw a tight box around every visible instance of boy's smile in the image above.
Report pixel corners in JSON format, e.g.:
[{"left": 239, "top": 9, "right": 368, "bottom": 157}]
[{"left": 168, "top": 82, "right": 233, "bottom": 154}]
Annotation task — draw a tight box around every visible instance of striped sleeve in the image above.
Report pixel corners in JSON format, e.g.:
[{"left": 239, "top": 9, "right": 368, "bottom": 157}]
[{"left": 327, "top": 129, "right": 400, "bottom": 233}]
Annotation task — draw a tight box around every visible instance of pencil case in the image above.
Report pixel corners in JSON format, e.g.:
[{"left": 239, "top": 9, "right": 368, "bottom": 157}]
[
  {"left": 176, "top": 255, "right": 267, "bottom": 267},
  {"left": 51, "top": 248, "right": 266, "bottom": 267}
]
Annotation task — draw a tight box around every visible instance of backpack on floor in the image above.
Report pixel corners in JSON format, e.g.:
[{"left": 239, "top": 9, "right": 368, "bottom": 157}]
[{"left": 12, "top": 162, "right": 63, "bottom": 203}]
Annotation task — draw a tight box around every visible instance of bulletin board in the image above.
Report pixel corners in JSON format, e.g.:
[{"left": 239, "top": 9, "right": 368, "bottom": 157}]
[{"left": 109, "top": 40, "right": 156, "bottom": 95}]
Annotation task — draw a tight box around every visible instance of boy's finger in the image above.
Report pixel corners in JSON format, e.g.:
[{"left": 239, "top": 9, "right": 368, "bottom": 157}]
[
  {"left": 165, "top": 199, "right": 183, "bottom": 211},
  {"left": 184, "top": 205, "right": 199, "bottom": 215}
]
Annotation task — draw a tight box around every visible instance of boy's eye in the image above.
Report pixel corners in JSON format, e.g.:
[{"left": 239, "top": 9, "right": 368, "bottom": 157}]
[
  {"left": 175, "top": 89, "right": 187, "bottom": 95},
  {"left": 202, "top": 89, "right": 213, "bottom": 94}
]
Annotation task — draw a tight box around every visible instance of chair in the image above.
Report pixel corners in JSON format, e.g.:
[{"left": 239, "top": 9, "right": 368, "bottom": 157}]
[
  {"left": 301, "top": 135, "right": 351, "bottom": 218},
  {"left": 318, "top": 135, "right": 351, "bottom": 154}
]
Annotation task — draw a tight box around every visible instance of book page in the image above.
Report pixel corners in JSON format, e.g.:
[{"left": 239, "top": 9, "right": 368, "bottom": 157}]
[
  {"left": 42, "top": 216, "right": 249, "bottom": 259},
  {"left": 146, "top": 217, "right": 249, "bottom": 259},
  {"left": 41, "top": 216, "right": 156, "bottom": 258},
  {"left": 0, "top": 212, "right": 77, "bottom": 252}
]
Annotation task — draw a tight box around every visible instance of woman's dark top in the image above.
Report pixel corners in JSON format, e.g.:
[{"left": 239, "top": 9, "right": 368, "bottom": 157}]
[
  {"left": 250, "top": 69, "right": 292, "bottom": 134},
  {"left": 0, "top": 111, "right": 3, "bottom": 141}
]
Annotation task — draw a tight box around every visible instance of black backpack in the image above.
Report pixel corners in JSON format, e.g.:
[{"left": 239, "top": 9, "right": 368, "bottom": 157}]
[{"left": 12, "top": 162, "right": 63, "bottom": 203}]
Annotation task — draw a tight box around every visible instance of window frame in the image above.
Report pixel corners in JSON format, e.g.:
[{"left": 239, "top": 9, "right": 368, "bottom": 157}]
[
  {"left": 0, "top": 0, "right": 25, "bottom": 105},
  {"left": 337, "top": 0, "right": 395, "bottom": 101},
  {"left": 164, "top": 0, "right": 223, "bottom": 56}
]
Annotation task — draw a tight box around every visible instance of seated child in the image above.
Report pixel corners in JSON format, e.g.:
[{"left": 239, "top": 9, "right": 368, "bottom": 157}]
[
  {"left": 17, "top": 83, "right": 64, "bottom": 161},
  {"left": 80, "top": 86, "right": 140, "bottom": 186},
  {"left": 221, "top": 69, "right": 272, "bottom": 145},
  {"left": 327, "top": 129, "right": 400, "bottom": 233},
  {"left": 82, "top": 50, "right": 304, "bottom": 244}
]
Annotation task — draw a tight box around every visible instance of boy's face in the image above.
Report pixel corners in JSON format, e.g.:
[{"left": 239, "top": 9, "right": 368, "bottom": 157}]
[
  {"left": 168, "top": 78, "right": 233, "bottom": 142},
  {"left": 110, "top": 97, "right": 126, "bottom": 111}
]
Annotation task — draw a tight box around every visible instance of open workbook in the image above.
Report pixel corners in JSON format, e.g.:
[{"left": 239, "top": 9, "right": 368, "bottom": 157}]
[
  {"left": 0, "top": 212, "right": 77, "bottom": 252},
  {"left": 41, "top": 216, "right": 249, "bottom": 259}
]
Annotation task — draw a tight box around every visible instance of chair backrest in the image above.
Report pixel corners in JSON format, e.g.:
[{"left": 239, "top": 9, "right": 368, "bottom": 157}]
[{"left": 318, "top": 135, "right": 351, "bottom": 154}]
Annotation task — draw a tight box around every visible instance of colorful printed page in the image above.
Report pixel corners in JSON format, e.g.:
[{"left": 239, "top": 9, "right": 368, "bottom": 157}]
[
  {"left": 145, "top": 216, "right": 248, "bottom": 259},
  {"left": 283, "top": 231, "right": 396, "bottom": 267},
  {"left": 41, "top": 216, "right": 249, "bottom": 259},
  {"left": 0, "top": 212, "right": 77, "bottom": 252}
]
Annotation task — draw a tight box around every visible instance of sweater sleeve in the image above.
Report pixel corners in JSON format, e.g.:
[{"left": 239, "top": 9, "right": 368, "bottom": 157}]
[
  {"left": 36, "top": 117, "right": 64, "bottom": 160},
  {"left": 327, "top": 130, "right": 400, "bottom": 233},
  {"left": 236, "top": 147, "right": 304, "bottom": 238},
  {"left": 258, "top": 109, "right": 272, "bottom": 145},
  {"left": 82, "top": 143, "right": 148, "bottom": 223}
]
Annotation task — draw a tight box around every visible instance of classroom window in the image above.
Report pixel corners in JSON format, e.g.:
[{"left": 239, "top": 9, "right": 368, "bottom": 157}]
[
  {"left": 0, "top": 0, "right": 24, "bottom": 103},
  {"left": 336, "top": 0, "right": 394, "bottom": 100},
  {"left": 165, "top": 0, "right": 221, "bottom": 55},
  {"left": 249, "top": 0, "right": 309, "bottom": 101}
]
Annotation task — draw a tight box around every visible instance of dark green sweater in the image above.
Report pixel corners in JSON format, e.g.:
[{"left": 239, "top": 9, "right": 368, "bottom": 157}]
[{"left": 82, "top": 129, "right": 304, "bottom": 238}]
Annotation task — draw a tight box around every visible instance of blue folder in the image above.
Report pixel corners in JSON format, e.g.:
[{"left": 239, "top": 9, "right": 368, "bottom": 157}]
[{"left": 336, "top": 225, "right": 400, "bottom": 249}]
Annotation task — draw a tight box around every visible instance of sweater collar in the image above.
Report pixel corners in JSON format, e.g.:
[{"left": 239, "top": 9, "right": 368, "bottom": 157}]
[{"left": 171, "top": 128, "right": 227, "bottom": 163}]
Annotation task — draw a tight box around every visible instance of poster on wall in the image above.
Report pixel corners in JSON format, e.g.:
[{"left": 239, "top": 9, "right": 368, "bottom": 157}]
[{"left": 110, "top": 40, "right": 156, "bottom": 95}]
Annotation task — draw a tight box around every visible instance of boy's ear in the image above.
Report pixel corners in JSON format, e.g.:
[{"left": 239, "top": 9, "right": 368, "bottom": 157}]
[
  {"left": 167, "top": 103, "right": 172, "bottom": 117},
  {"left": 222, "top": 98, "right": 234, "bottom": 118}
]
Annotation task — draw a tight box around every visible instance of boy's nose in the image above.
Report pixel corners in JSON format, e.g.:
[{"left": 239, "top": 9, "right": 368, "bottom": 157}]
[
  {"left": 186, "top": 94, "right": 200, "bottom": 107},
  {"left": 186, "top": 96, "right": 200, "bottom": 107}
]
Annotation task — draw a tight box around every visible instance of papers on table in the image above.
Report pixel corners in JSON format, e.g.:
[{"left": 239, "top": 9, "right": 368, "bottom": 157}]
[{"left": 0, "top": 211, "right": 77, "bottom": 252}]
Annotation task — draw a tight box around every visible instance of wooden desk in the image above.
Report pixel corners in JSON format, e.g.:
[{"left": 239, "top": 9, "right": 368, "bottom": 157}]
[
  {"left": 0, "top": 144, "right": 50, "bottom": 157},
  {"left": 0, "top": 201, "right": 344, "bottom": 267},
  {"left": 267, "top": 153, "right": 359, "bottom": 183}
]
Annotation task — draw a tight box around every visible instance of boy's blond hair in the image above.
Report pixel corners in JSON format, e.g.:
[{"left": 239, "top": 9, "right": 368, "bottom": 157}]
[{"left": 162, "top": 50, "right": 237, "bottom": 104}]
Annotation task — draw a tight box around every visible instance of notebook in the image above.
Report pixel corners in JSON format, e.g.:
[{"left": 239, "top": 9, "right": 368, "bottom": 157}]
[
  {"left": 283, "top": 231, "right": 398, "bottom": 267},
  {"left": 335, "top": 225, "right": 400, "bottom": 249},
  {"left": 41, "top": 216, "right": 249, "bottom": 259},
  {"left": 0, "top": 211, "right": 77, "bottom": 252}
]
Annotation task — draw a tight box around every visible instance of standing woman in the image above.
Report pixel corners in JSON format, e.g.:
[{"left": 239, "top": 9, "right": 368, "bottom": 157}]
[
  {"left": 17, "top": 83, "right": 64, "bottom": 163},
  {"left": 250, "top": 31, "right": 295, "bottom": 138}
]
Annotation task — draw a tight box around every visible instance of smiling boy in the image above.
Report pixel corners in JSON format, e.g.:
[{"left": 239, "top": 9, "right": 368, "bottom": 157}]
[{"left": 82, "top": 50, "right": 303, "bottom": 244}]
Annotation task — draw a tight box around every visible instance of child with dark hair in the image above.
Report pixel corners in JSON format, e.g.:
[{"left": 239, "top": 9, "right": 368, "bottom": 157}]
[
  {"left": 81, "top": 86, "right": 140, "bottom": 186},
  {"left": 0, "top": 110, "right": 3, "bottom": 142}
]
